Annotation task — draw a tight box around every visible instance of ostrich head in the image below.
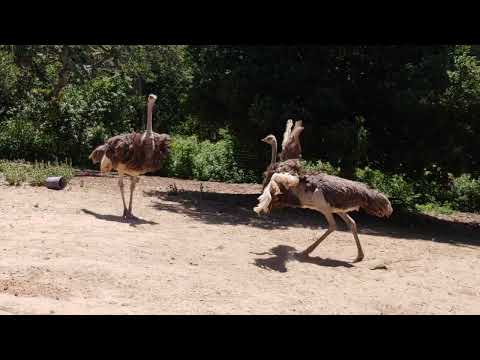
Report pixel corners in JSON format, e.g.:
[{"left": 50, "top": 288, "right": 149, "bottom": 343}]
[
  {"left": 261, "top": 134, "right": 276, "bottom": 145},
  {"left": 262, "top": 134, "right": 278, "bottom": 167},
  {"left": 148, "top": 94, "right": 157, "bottom": 105}
]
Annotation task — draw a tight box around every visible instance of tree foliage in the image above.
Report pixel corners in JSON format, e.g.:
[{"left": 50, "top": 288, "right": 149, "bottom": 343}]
[
  {"left": 0, "top": 44, "right": 479, "bottom": 187},
  {"left": 187, "top": 45, "right": 480, "bottom": 181},
  {"left": 0, "top": 45, "right": 192, "bottom": 165}
]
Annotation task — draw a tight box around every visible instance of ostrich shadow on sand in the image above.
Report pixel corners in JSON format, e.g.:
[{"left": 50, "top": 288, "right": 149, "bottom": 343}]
[
  {"left": 252, "top": 245, "right": 353, "bottom": 273},
  {"left": 81, "top": 209, "right": 158, "bottom": 228}
]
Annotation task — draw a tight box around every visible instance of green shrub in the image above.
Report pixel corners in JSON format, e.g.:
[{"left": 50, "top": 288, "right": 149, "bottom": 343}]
[
  {"left": 0, "top": 74, "right": 139, "bottom": 166},
  {"left": 0, "top": 119, "right": 54, "bottom": 161},
  {"left": 192, "top": 130, "right": 254, "bottom": 183},
  {"left": 450, "top": 174, "right": 480, "bottom": 212},
  {"left": 415, "top": 203, "right": 455, "bottom": 215},
  {"left": 301, "top": 159, "right": 341, "bottom": 176},
  {"left": 355, "top": 167, "right": 419, "bottom": 211},
  {"left": 165, "top": 135, "right": 200, "bottom": 179},
  {"left": 164, "top": 130, "right": 257, "bottom": 183},
  {"left": 353, "top": 166, "right": 480, "bottom": 214},
  {"left": 0, "top": 50, "right": 20, "bottom": 102}
]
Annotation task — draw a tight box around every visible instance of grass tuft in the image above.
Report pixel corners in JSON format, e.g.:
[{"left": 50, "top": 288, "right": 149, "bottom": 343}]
[{"left": 0, "top": 159, "right": 74, "bottom": 187}]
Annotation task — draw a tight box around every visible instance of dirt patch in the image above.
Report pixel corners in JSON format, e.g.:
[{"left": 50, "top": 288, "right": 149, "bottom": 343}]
[
  {"left": 0, "top": 175, "right": 479, "bottom": 314},
  {"left": 0, "top": 268, "right": 71, "bottom": 300}
]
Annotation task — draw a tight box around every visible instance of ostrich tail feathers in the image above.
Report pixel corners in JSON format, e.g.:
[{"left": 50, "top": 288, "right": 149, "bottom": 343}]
[{"left": 89, "top": 144, "right": 107, "bottom": 164}]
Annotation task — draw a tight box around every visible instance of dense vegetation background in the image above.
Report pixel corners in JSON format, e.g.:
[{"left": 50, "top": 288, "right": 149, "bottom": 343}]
[{"left": 0, "top": 45, "right": 479, "bottom": 213}]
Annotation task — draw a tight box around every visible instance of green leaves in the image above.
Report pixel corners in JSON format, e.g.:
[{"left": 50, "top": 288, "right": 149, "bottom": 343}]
[
  {"left": 355, "top": 167, "right": 418, "bottom": 211},
  {"left": 0, "top": 50, "right": 20, "bottom": 106},
  {"left": 301, "top": 159, "right": 340, "bottom": 176},
  {"left": 0, "top": 45, "right": 192, "bottom": 166},
  {"left": 187, "top": 45, "right": 480, "bottom": 180},
  {"left": 165, "top": 130, "right": 256, "bottom": 183},
  {"left": 450, "top": 174, "right": 480, "bottom": 212}
]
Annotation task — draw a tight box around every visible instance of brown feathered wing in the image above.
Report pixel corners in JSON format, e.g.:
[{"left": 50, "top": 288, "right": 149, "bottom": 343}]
[
  {"left": 89, "top": 132, "right": 171, "bottom": 173},
  {"left": 279, "top": 120, "right": 304, "bottom": 161}
]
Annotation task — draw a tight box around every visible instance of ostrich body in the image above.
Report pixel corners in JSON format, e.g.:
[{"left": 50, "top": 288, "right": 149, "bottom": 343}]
[
  {"left": 89, "top": 94, "right": 171, "bottom": 219},
  {"left": 255, "top": 159, "right": 393, "bottom": 262}
]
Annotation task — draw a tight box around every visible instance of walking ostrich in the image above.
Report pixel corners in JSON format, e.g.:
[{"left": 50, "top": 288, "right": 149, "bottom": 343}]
[
  {"left": 261, "top": 119, "right": 304, "bottom": 188},
  {"left": 89, "top": 94, "right": 171, "bottom": 220},
  {"left": 254, "top": 159, "right": 392, "bottom": 262}
]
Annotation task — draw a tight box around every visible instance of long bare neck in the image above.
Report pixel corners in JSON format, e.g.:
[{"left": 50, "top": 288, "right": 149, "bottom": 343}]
[
  {"left": 270, "top": 137, "right": 278, "bottom": 166},
  {"left": 146, "top": 102, "right": 154, "bottom": 134}
]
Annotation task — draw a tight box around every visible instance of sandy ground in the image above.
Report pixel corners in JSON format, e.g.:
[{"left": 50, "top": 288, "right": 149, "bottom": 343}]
[{"left": 0, "top": 175, "right": 479, "bottom": 315}]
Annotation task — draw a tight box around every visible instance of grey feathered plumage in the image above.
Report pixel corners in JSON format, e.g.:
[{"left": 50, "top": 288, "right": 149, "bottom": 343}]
[
  {"left": 262, "top": 160, "right": 392, "bottom": 218},
  {"left": 89, "top": 132, "right": 171, "bottom": 174}
]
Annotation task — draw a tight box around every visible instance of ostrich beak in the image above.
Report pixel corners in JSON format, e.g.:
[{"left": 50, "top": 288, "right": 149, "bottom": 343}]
[{"left": 261, "top": 137, "right": 268, "bottom": 143}]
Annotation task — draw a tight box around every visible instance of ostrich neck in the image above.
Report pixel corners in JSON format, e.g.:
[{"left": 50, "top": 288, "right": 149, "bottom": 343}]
[
  {"left": 270, "top": 138, "right": 277, "bottom": 166},
  {"left": 146, "top": 103, "right": 154, "bottom": 135}
]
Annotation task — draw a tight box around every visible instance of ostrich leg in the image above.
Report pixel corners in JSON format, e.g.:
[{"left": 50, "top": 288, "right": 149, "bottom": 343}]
[
  {"left": 300, "top": 211, "right": 337, "bottom": 256},
  {"left": 127, "top": 176, "right": 140, "bottom": 218},
  {"left": 118, "top": 173, "right": 129, "bottom": 219},
  {"left": 338, "top": 212, "right": 364, "bottom": 262}
]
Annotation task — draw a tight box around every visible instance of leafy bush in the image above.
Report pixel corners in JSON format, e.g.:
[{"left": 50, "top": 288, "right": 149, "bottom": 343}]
[
  {"left": 165, "top": 135, "right": 200, "bottom": 179},
  {"left": 411, "top": 169, "right": 480, "bottom": 213},
  {"left": 355, "top": 167, "right": 419, "bottom": 211},
  {"left": 0, "top": 46, "right": 192, "bottom": 168},
  {"left": 192, "top": 130, "right": 256, "bottom": 183},
  {"left": 301, "top": 159, "right": 340, "bottom": 176},
  {"left": 354, "top": 166, "right": 480, "bottom": 214},
  {"left": 0, "top": 118, "right": 54, "bottom": 161},
  {"left": 450, "top": 174, "right": 480, "bottom": 212},
  {"left": 415, "top": 203, "right": 454, "bottom": 215},
  {"left": 164, "top": 130, "right": 257, "bottom": 183},
  {"left": 0, "top": 50, "right": 20, "bottom": 103}
]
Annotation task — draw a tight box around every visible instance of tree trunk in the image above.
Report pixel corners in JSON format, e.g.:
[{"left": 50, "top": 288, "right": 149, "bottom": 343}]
[{"left": 51, "top": 46, "right": 71, "bottom": 103}]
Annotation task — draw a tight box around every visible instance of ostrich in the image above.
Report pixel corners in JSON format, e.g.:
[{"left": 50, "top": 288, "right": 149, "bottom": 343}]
[
  {"left": 262, "top": 120, "right": 304, "bottom": 167},
  {"left": 261, "top": 119, "right": 304, "bottom": 188},
  {"left": 89, "top": 94, "right": 171, "bottom": 220},
  {"left": 254, "top": 159, "right": 393, "bottom": 262}
]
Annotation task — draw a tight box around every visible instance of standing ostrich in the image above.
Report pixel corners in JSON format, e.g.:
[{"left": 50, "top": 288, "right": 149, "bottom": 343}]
[
  {"left": 261, "top": 119, "right": 304, "bottom": 188},
  {"left": 254, "top": 160, "right": 392, "bottom": 262},
  {"left": 89, "top": 94, "right": 171, "bottom": 220}
]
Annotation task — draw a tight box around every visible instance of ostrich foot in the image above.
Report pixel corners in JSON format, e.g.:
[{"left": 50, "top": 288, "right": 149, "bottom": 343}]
[
  {"left": 122, "top": 209, "right": 136, "bottom": 221},
  {"left": 353, "top": 253, "right": 364, "bottom": 263},
  {"left": 296, "top": 250, "right": 311, "bottom": 259}
]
